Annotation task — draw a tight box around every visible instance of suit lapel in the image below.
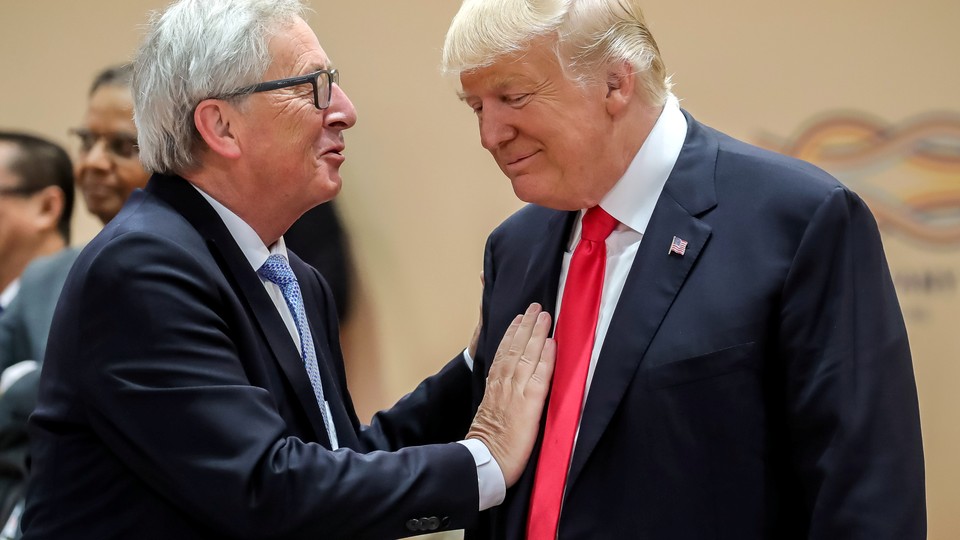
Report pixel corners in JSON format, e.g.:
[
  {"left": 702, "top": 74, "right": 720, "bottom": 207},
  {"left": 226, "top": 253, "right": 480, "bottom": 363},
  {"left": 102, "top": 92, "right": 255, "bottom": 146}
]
[
  {"left": 565, "top": 113, "right": 719, "bottom": 490},
  {"left": 521, "top": 210, "right": 576, "bottom": 317},
  {"left": 146, "top": 175, "right": 333, "bottom": 446}
]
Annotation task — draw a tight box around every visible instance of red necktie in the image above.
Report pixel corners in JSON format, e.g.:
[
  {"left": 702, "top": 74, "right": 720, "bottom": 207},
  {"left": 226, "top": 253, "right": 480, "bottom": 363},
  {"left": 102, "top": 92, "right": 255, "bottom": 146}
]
[{"left": 527, "top": 206, "right": 618, "bottom": 539}]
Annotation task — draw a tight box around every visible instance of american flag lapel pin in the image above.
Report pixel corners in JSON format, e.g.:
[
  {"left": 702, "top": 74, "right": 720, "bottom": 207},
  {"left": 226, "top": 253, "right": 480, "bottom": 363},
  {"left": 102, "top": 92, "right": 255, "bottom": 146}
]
[{"left": 668, "top": 236, "right": 688, "bottom": 256}]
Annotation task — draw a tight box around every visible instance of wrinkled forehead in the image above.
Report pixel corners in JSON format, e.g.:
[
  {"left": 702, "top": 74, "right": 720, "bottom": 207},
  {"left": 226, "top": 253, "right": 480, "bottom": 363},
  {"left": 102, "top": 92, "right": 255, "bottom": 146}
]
[
  {"left": 457, "top": 40, "right": 564, "bottom": 94},
  {"left": 263, "top": 16, "right": 331, "bottom": 77}
]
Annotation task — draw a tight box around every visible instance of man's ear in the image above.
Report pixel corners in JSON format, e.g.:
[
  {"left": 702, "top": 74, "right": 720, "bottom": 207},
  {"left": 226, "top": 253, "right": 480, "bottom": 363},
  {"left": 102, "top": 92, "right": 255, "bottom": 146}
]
[
  {"left": 32, "top": 185, "right": 65, "bottom": 232},
  {"left": 604, "top": 60, "right": 636, "bottom": 116},
  {"left": 194, "top": 99, "right": 242, "bottom": 160}
]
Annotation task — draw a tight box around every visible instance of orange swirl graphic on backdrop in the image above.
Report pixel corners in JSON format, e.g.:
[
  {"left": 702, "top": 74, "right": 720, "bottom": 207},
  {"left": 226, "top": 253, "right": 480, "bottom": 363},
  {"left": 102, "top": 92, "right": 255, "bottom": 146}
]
[{"left": 761, "top": 112, "right": 960, "bottom": 245}]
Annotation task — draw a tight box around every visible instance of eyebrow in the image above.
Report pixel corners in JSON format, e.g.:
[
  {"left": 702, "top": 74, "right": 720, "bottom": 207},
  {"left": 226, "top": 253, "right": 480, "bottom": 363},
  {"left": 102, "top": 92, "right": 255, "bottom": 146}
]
[
  {"left": 308, "top": 62, "right": 334, "bottom": 72},
  {"left": 457, "top": 73, "right": 534, "bottom": 101}
]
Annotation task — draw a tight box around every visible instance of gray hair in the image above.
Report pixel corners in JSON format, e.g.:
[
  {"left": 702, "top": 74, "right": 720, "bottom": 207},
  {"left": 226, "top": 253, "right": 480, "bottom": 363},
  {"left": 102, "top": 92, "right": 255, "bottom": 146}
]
[
  {"left": 133, "top": 0, "right": 306, "bottom": 174},
  {"left": 442, "top": 0, "right": 673, "bottom": 106}
]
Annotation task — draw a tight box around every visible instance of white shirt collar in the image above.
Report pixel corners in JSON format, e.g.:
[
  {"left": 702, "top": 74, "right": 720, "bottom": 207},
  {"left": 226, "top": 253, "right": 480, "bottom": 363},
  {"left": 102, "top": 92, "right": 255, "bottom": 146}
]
[
  {"left": 0, "top": 278, "right": 19, "bottom": 310},
  {"left": 599, "top": 94, "right": 687, "bottom": 235},
  {"left": 191, "top": 185, "right": 289, "bottom": 270}
]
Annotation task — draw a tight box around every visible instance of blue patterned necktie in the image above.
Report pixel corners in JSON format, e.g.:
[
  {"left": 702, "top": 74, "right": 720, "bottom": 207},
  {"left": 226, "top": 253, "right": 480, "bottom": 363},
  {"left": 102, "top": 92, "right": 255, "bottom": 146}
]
[{"left": 258, "top": 254, "right": 333, "bottom": 441}]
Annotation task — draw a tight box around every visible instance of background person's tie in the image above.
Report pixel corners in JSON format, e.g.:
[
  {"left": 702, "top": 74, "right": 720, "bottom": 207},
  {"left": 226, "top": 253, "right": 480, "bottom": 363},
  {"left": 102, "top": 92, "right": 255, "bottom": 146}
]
[
  {"left": 527, "top": 206, "right": 618, "bottom": 539},
  {"left": 258, "top": 254, "right": 334, "bottom": 442}
]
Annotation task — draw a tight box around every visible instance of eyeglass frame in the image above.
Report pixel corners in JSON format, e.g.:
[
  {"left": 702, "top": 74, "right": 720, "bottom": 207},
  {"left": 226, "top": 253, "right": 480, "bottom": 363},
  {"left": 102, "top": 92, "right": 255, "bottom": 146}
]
[
  {"left": 68, "top": 128, "right": 140, "bottom": 160},
  {"left": 0, "top": 185, "right": 45, "bottom": 198},
  {"left": 233, "top": 68, "right": 339, "bottom": 110}
]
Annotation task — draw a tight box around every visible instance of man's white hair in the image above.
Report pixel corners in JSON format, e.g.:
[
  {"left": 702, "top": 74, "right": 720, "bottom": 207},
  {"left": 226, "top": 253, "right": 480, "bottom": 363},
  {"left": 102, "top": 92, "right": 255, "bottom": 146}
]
[
  {"left": 442, "top": 0, "right": 672, "bottom": 105},
  {"left": 133, "top": 0, "right": 306, "bottom": 174}
]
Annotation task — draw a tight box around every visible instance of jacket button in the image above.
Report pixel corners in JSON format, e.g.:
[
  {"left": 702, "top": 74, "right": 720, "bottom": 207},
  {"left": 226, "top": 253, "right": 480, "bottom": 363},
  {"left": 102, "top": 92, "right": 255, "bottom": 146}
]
[
  {"left": 405, "top": 518, "right": 419, "bottom": 531},
  {"left": 425, "top": 516, "right": 440, "bottom": 530}
]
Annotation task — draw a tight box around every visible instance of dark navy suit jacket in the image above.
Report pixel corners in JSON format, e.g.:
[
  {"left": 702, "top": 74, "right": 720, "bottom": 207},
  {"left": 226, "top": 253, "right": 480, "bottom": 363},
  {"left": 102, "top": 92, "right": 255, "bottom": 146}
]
[
  {"left": 23, "top": 175, "right": 477, "bottom": 539},
  {"left": 466, "top": 112, "right": 925, "bottom": 539}
]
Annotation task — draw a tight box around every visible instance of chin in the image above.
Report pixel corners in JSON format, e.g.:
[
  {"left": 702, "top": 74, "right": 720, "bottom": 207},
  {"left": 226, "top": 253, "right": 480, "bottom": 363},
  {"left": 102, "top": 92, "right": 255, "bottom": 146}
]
[
  {"left": 308, "top": 175, "right": 342, "bottom": 204},
  {"left": 509, "top": 174, "right": 550, "bottom": 205}
]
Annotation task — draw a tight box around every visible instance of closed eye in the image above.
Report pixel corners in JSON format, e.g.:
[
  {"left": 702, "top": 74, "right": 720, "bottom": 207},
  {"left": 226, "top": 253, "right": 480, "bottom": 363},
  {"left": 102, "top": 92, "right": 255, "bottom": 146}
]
[{"left": 503, "top": 94, "right": 531, "bottom": 107}]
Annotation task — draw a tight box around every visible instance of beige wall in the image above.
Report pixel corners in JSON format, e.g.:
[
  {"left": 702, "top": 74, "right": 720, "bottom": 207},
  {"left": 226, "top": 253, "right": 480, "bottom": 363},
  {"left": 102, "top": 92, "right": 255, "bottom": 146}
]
[{"left": 2, "top": 1, "right": 957, "bottom": 537}]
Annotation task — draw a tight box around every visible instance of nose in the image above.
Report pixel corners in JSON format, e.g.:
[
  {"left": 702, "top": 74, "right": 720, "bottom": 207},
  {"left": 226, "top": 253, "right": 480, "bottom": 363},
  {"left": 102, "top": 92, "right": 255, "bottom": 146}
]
[
  {"left": 324, "top": 83, "right": 357, "bottom": 130},
  {"left": 79, "top": 138, "right": 112, "bottom": 172},
  {"left": 478, "top": 104, "right": 516, "bottom": 151}
]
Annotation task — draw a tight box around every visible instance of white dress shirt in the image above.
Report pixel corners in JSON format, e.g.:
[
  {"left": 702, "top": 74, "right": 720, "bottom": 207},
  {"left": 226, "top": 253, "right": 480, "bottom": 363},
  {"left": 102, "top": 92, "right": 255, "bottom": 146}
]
[
  {"left": 0, "top": 279, "right": 19, "bottom": 312},
  {"left": 557, "top": 95, "right": 687, "bottom": 436}
]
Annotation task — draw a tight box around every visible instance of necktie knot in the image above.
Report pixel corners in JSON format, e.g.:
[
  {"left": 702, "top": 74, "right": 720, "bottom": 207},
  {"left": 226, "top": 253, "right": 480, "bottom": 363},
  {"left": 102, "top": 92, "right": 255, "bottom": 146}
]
[
  {"left": 258, "top": 254, "right": 296, "bottom": 287},
  {"left": 580, "top": 206, "right": 618, "bottom": 243}
]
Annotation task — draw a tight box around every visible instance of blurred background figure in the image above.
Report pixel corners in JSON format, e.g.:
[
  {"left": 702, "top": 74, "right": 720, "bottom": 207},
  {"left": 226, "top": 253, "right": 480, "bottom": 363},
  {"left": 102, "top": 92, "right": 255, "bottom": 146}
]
[
  {"left": 286, "top": 201, "right": 355, "bottom": 323},
  {"left": 0, "top": 133, "right": 73, "bottom": 314},
  {"left": 0, "top": 131, "right": 73, "bottom": 540},
  {"left": 71, "top": 64, "right": 150, "bottom": 225},
  {"left": 0, "top": 64, "right": 149, "bottom": 539},
  {"left": 0, "top": 63, "right": 149, "bottom": 405}
]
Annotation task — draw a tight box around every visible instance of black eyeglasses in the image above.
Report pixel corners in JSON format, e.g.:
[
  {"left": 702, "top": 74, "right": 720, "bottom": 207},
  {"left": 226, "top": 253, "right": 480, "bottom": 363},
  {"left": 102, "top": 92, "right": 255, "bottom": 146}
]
[
  {"left": 68, "top": 128, "right": 139, "bottom": 160},
  {"left": 236, "top": 68, "right": 339, "bottom": 110},
  {"left": 0, "top": 185, "right": 44, "bottom": 198}
]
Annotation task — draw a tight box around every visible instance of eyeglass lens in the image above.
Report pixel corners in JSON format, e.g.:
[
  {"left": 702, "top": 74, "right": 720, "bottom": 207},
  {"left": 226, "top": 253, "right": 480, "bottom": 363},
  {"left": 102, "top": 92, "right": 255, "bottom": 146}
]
[
  {"left": 317, "top": 70, "right": 339, "bottom": 109},
  {"left": 70, "top": 129, "right": 139, "bottom": 159}
]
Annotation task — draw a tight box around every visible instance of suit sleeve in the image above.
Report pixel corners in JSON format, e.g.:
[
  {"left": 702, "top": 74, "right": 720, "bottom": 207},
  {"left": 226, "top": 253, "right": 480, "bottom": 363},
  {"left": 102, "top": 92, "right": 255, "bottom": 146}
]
[
  {"left": 301, "top": 265, "right": 475, "bottom": 453},
  {"left": 472, "top": 234, "right": 499, "bottom": 405},
  {"left": 76, "top": 232, "right": 479, "bottom": 539},
  {"left": 778, "top": 187, "right": 925, "bottom": 538},
  {"left": 356, "top": 355, "right": 474, "bottom": 452}
]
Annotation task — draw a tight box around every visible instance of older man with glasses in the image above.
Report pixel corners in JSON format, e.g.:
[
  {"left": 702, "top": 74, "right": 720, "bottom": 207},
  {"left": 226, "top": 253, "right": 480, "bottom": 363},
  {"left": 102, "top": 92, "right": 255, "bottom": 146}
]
[{"left": 21, "top": 1, "right": 555, "bottom": 539}]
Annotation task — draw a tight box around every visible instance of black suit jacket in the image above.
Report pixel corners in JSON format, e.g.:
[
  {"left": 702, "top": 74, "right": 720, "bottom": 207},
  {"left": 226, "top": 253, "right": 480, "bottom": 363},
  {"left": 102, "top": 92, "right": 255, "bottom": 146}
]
[
  {"left": 467, "top": 112, "right": 925, "bottom": 539},
  {"left": 23, "top": 175, "right": 477, "bottom": 539}
]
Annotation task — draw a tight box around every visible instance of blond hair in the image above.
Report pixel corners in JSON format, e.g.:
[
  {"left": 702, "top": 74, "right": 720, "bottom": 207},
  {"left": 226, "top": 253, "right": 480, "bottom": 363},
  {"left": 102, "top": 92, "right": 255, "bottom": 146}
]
[{"left": 442, "top": 0, "right": 672, "bottom": 105}]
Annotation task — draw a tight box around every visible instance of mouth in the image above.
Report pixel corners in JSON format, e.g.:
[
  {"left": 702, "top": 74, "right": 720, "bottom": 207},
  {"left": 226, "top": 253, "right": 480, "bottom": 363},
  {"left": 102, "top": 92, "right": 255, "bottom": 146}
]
[
  {"left": 501, "top": 150, "right": 539, "bottom": 176},
  {"left": 318, "top": 145, "right": 346, "bottom": 164},
  {"left": 506, "top": 150, "right": 538, "bottom": 166},
  {"left": 325, "top": 145, "right": 345, "bottom": 156}
]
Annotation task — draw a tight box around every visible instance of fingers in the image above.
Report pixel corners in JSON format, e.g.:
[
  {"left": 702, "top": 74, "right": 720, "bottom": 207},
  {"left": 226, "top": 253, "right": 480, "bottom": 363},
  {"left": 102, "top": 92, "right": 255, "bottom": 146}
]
[
  {"left": 487, "top": 314, "right": 522, "bottom": 380},
  {"left": 513, "top": 311, "right": 552, "bottom": 385},
  {"left": 488, "top": 303, "right": 542, "bottom": 380},
  {"left": 528, "top": 337, "right": 556, "bottom": 392}
]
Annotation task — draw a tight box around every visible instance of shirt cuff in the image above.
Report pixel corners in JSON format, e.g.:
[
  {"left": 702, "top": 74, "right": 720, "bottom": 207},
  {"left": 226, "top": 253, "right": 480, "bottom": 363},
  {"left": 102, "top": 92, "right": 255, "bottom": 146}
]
[
  {"left": 457, "top": 438, "right": 505, "bottom": 510},
  {"left": 462, "top": 347, "right": 474, "bottom": 371}
]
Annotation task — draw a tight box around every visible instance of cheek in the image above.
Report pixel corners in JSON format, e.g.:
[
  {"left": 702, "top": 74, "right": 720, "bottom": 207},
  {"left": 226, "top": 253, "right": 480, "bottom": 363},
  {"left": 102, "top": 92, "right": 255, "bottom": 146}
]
[{"left": 119, "top": 166, "right": 150, "bottom": 192}]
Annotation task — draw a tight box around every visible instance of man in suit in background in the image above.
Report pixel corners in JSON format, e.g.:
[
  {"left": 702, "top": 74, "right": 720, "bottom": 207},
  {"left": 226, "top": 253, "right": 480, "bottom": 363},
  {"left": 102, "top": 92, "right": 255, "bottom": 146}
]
[
  {"left": 442, "top": 0, "right": 925, "bottom": 538},
  {"left": 0, "top": 133, "right": 73, "bottom": 316},
  {"left": 0, "top": 132, "right": 73, "bottom": 536},
  {"left": 22, "top": 0, "right": 555, "bottom": 538},
  {"left": 0, "top": 64, "right": 151, "bottom": 538},
  {"left": 0, "top": 63, "right": 148, "bottom": 382}
]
